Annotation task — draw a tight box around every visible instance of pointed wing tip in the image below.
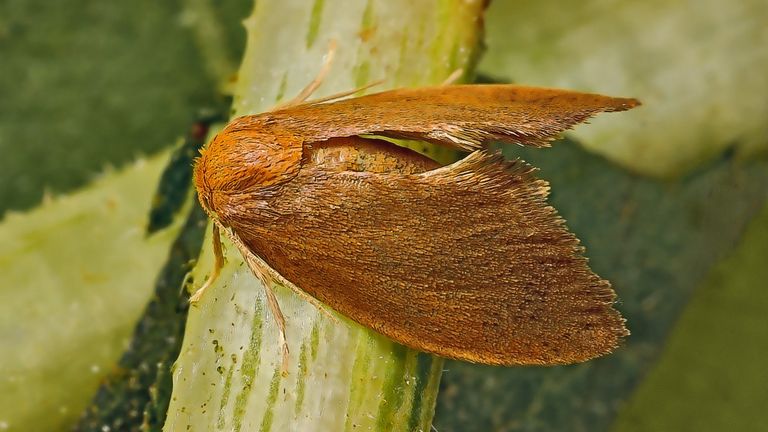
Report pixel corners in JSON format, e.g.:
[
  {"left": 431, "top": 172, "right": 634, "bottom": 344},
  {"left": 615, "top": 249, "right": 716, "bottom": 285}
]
[
  {"left": 608, "top": 96, "right": 642, "bottom": 112},
  {"left": 552, "top": 317, "right": 630, "bottom": 366}
]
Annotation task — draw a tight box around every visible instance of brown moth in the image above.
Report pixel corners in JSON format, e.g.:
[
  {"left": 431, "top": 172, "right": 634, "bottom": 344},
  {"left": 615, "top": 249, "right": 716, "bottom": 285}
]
[{"left": 192, "top": 80, "right": 638, "bottom": 367}]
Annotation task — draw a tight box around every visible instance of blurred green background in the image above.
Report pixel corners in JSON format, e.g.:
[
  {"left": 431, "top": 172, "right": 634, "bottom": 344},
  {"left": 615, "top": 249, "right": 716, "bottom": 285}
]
[{"left": 1, "top": 0, "right": 767, "bottom": 431}]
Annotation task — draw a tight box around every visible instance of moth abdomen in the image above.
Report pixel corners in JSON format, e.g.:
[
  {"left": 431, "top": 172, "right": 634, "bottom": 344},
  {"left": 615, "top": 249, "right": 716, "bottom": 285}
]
[{"left": 304, "top": 136, "right": 440, "bottom": 174}]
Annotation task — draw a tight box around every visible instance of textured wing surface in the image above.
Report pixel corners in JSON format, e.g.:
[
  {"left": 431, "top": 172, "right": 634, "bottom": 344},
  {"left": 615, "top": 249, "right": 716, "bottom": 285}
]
[
  {"left": 232, "top": 85, "right": 639, "bottom": 150},
  {"left": 235, "top": 151, "right": 627, "bottom": 365}
]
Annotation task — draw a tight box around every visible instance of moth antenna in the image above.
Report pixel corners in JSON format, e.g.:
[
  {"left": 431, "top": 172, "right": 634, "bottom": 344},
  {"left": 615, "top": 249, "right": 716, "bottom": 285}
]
[
  {"left": 275, "top": 39, "right": 338, "bottom": 109},
  {"left": 300, "top": 79, "right": 385, "bottom": 106},
  {"left": 189, "top": 223, "right": 224, "bottom": 303},
  {"left": 442, "top": 68, "right": 464, "bottom": 86}
]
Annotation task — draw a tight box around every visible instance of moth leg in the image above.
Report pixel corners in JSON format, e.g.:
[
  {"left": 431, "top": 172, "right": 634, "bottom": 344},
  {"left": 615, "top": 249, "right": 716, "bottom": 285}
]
[
  {"left": 226, "top": 229, "right": 339, "bottom": 323},
  {"left": 268, "top": 269, "right": 339, "bottom": 324},
  {"left": 260, "top": 272, "right": 290, "bottom": 375},
  {"left": 189, "top": 223, "right": 224, "bottom": 303},
  {"left": 246, "top": 249, "right": 339, "bottom": 323},
  {"left": 275, "top": 40, "right": 337, "bottom": 109},
  {"left": 224, "top": 232, "right": 290, "bottom": 372},
  {"left": 243, "top": 255, "right": 291, "bottom": 374},
  {"left": 224, "top": 229, "right": 339, "bottom": 372}
]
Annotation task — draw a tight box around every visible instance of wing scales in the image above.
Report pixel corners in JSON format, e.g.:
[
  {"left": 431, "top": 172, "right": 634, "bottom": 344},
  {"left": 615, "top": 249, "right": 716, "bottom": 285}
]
[{"left": 230, "top": 151, "right": 627, "bottom": 365}]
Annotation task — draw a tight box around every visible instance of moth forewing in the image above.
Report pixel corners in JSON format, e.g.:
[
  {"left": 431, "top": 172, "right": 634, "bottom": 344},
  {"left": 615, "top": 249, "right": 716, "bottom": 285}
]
[{"left": 193, "top": 85, "right": 637, "bottom": 366}]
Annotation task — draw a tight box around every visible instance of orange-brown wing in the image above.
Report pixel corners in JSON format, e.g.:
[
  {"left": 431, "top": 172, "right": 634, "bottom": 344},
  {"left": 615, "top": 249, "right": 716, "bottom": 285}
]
[
  {"left": 230, "top": 85, "right": 639, "bottom": 150},
  {"left": 232, "top": 151, "right": 627, "bottom": 366}
]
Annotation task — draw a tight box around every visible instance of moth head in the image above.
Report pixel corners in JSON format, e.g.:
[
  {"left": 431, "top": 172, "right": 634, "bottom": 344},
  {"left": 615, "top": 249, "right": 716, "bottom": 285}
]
[
  {"left": 193, "top": 118, "right": 303, "bottom": 222},
  {"left": 193, "top": 130, "right": 241, "bottom": 221},
  {"left": 193, "top": 150, "right": 218, "bottom": 220}
]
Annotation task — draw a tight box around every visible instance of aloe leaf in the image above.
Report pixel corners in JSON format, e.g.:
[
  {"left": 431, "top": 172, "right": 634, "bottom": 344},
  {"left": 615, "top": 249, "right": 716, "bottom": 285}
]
[
  {"left": 613, "top": 201, "right": 768, "bottom": 431},
  {"left": 0, "top": 153, "right": 184, "bottom": 431},
  {"left": 479, "top": 0, "right": 768, "bottom": 177},
  {"left": 0, "top": 1, "right": 242, "bottom": 217},
  {"left": 163, "top": 1, "right": 486, "bottom": 431}
]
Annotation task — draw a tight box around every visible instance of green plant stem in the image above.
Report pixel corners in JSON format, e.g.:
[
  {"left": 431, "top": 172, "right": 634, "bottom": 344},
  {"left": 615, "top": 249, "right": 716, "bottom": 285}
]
[{"left": 163, "top": 1, "right": 486, "bottom": 431}]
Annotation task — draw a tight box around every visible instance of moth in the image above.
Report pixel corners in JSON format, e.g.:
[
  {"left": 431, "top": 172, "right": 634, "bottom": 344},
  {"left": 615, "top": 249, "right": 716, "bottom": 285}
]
[{"left": 192, "top": 70, "right": 638, "bottom": 367}]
